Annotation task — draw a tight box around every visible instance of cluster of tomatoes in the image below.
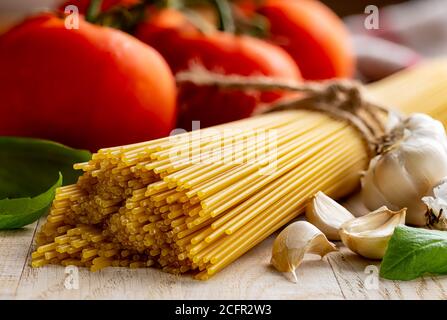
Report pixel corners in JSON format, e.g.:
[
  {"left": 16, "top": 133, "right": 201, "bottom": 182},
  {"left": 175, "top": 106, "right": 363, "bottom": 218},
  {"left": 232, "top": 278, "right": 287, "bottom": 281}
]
[{"left": 0, "top": 0, "right": 355, "bottom": 151}]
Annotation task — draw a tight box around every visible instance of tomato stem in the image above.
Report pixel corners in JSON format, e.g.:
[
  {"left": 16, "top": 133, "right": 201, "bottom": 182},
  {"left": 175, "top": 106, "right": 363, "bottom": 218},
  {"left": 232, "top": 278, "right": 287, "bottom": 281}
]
[
  {"left": 85, "top": 0, "right": 156, "bottom": 33},
  {"left": 165, "top": 0, "right": 183, "bottom": 9},
  {"left": 210, "top": 0, "right": 235, "bottom": 33},
  {"left": 181, "top": 8, "right": 216, "bottom": 34},
  {"left": 86, "top": 0, "right": 103, "bottom": 22},
  {"left": 83, "top": 0, "right": 236, "bottom": 35}
]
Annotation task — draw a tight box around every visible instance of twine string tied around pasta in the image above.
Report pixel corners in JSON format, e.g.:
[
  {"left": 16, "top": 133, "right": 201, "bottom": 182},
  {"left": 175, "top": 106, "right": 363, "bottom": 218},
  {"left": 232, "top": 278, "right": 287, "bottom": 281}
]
[{"left": 176, "top": 69, "right": 402, "bottom": 157}]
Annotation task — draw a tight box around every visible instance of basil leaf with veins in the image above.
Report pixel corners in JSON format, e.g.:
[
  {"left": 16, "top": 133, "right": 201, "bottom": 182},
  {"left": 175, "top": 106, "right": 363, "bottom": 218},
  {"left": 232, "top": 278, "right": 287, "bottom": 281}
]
[
  {"left": 0, "top": 137, "right": 90, "bottom": 229},
  {"left": 380, "top": 225, "right": 447, "bottom": 280}
]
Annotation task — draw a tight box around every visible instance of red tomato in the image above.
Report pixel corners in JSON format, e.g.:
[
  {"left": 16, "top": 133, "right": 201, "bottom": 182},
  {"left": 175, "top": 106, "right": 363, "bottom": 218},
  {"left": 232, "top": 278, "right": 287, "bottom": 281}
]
[
  {"left": 258, "top": 0, "right": 355, "bottom": 80},
  {"left": 0, "top": 14, "right": 176, "bottom": 151},
  {"left": 135, "top": 9, "right": 301, "bottom": 130}
]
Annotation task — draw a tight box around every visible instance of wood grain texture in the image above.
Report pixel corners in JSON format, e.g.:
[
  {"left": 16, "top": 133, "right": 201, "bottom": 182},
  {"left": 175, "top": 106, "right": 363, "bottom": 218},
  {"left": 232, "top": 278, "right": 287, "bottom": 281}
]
[
  {"left": 13, "top": 235, "right": 344, "bottom": 300},
  {"left": 328, "top": 247, "right": 447, "bottom": 300},
  {"left": 1, "top": 197, "right": 447, "bottom": 299},
  {"left": 0, "top": 221, "right": 38, "bottom": 299}
]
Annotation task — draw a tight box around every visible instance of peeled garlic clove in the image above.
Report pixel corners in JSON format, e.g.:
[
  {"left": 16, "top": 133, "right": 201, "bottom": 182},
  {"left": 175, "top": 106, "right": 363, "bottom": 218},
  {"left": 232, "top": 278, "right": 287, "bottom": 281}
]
[
  {"left": 305, "top": 191, "right": 355, "bottom": 240},
  {"left": 271, "top": 221, "right": 337, "bottom": 282},
  {"left": 339, "top": 206, "right": 406, "bottom": 259}
]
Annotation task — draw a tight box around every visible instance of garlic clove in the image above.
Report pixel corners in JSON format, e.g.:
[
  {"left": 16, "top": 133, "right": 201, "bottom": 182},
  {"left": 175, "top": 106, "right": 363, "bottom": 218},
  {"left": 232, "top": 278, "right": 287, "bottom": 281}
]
[
  {"left": 339, "top": 206, "right": 406, "bottom": 259},
  {"left": 271, "top": 221, "right": 337, "bottom": 282},
  {"left": 374, "top": 153, "right": 420, "bottom": 207},
  {"left": 361, "top": 158, "right": 395, "bottom": 211},
  {"left": 305, "top": 191, "right": 355, "bottom": 240},
  {"left": 360, "top": 113, "right": 447, "bottom": 227}
]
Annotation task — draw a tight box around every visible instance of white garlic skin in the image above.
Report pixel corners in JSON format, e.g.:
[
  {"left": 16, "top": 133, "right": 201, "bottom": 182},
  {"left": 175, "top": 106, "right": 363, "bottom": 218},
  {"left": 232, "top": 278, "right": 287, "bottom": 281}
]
[
  {"left": 421, "top": 178, "right": 447, "bottom": 230},
  {"left": 305, "top": 191, "right": 354, "bottom": 240},
  {"left": 361, "top": 113, "right": 447, "bottom": 226},
  {"left": 339, "top": 206, "right": 406, "bottom": 259},
  {"left": 271, "top": 221, "right": 337, "bottom": 282}
]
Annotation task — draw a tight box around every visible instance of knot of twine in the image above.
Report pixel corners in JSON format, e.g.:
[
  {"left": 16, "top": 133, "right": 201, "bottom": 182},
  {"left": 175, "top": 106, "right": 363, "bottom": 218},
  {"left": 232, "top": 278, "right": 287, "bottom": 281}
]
[{"left": 176, "top": 69, "right": 399, "bottom": 157}]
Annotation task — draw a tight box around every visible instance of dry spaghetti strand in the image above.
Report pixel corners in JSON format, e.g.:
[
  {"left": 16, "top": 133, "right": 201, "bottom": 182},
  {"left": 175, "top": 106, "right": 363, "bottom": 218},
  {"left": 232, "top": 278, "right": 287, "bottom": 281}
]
[{"left": 32, "top": 60, "right": 447, "bottom": 278}]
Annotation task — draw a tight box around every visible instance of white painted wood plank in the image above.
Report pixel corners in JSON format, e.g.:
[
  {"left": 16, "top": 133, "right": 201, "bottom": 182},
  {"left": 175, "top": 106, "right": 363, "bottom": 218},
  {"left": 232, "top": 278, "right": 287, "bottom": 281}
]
[
  {"left": 0, "top": 221, "right": 38, "bottom": 299},
  {"left": 328, "top": 247, "right": 447, "bottom": 300},
  {"left": 14, "top": 235, "right": 344, "bottom": 300}
]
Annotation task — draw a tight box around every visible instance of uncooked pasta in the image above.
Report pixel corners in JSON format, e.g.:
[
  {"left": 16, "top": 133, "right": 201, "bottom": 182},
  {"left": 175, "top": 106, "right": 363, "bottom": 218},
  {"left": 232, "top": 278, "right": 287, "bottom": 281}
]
[{"left": 32, "top": 60, "right": 447, "bottom": 279}]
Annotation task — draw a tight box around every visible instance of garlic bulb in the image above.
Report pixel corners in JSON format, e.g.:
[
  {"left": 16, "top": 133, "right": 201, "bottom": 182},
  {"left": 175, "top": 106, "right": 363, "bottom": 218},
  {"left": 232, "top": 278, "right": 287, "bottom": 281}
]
[
  {"left": 361, "top": 113, "right": 447, "bottom": 226},
  {"left": 271, "top": 221, "right": 337, "bottom": 282},
  {"left": 422, "top": 178, "right": 447, "bottom": 230},
  {"left": 305, "top": 191, "right": 354, "bottom": 240},
  {"left": 339, "top": 206, "right": 406, "bottom": 259}
]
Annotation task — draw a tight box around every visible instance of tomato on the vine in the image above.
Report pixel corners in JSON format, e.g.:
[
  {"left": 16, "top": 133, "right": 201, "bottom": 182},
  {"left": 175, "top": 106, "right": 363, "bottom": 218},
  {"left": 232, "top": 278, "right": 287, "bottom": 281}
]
[
  {"left": 60, "top": 0, "right": 139, "bottom": 13},
  {"left": 0, "top": 14, "right": 176, "bottom": 151},
  {"left": 257, "top": 0, "right": 355, "bottom": 80},
  {"left": 136, "top": 9, "right": 301, "bottom": 130}
]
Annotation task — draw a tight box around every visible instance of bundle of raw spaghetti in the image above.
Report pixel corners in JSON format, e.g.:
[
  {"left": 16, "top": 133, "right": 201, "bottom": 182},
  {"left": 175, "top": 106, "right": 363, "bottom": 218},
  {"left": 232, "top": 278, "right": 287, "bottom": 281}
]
[
  {"left": 32, "top": 60, "right": 447, "bottom": 279},
  {"left": 368, "top": 59, "right": 447, "bottom": 124}
]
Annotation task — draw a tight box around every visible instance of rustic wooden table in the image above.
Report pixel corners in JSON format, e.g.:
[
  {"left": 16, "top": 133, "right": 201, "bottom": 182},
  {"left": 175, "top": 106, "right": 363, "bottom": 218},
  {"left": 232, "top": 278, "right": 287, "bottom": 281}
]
[{"left": 1, "top": 197, "right": 447, "bottom": 300}]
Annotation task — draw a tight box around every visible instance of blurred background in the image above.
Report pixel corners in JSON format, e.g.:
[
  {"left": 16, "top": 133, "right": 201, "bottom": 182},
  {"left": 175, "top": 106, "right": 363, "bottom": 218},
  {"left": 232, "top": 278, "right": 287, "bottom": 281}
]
[
  {"left": 0, "top": 0, "right": 410, "bottom": 18},
  {"left": 0, "top": 0, "right": 446, "bottom": 81},
  {"left": 1, "top": 0, "right": 446, "bottom": 149},
  {"left": 324, "top": 0, "right": 407, "bottom": 16}
]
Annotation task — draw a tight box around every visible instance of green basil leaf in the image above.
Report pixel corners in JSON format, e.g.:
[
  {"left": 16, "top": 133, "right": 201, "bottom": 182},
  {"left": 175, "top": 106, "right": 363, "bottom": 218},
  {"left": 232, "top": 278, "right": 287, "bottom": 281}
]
[
  {"left": 0, "top": 173, "right": 62, "bottom": 229},
  {"left": 380, "top": 225, "right": 447, "bottom": 280},
  {"left": 0, "top": 137, "right": 91, "bottom": 229},
  {"left": 0, "top": 137, "right": 91, "bottom": 199}
]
